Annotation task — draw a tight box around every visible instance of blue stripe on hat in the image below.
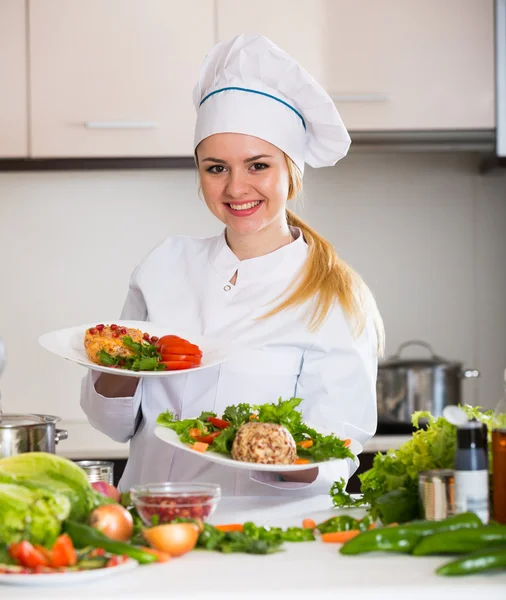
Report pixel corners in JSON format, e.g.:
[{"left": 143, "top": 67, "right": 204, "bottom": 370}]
[{"left": 199, "top": 86, "right": 306, "bottom": 130}]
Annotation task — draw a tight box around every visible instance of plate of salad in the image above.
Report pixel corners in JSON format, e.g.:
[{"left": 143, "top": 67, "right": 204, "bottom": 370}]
[
  {"left": 38, "top": 320, "right": 239, "bottom": 377},
  {"left": 154, "top": 398, "right": 361, "bottom": 472}
]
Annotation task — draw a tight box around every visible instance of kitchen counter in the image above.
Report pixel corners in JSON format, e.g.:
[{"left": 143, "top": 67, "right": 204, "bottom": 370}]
[
  {"left": 56, "top": 421, "right": 412, "bottom": 460},
  {"left": 2, "top": 496, "right": 505, "bottom": 599}
]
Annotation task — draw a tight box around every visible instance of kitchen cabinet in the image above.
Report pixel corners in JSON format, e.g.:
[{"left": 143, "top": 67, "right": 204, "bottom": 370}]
[
  {"left": 0, "top": 0, "right": 28, "bottom": 157},
  {"left": 29, "top": 0, "right": 214, "bottom": 157},
  {"left": 217, "top": 0, "right": 495, "bottom": 131}
]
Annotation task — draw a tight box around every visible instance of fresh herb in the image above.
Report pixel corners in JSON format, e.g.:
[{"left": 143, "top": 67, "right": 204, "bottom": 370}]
[
  {"left": 97, "top": 336, "right": 165, "bottom": 372},
  {"left": 316, "top": 515, "right": 373, "bottom": 534},
  {"left": 156, "top": 398, "right": 354, "bottom": 463},
  {"left": 330, "top": 405, "right": 506, "bottom": 524},
  {"left": 196, "top": 522, "right": 283, "bottom": 554},
  {"left": 243, "top": 522, "right": 315, "bottom": 543}
]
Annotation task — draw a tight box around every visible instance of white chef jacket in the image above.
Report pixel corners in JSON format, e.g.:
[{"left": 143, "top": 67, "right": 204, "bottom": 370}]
[{"left": 80, "top": 227, "right": 378, "bottom": 496}]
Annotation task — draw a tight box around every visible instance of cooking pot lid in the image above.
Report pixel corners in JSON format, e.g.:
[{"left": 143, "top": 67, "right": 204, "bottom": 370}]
[
  {"left": 379, "top": 340, "right": 459, "bottom": 369},
  {"left": 0, "top": 414, "right": 60, "bottom": 428}
]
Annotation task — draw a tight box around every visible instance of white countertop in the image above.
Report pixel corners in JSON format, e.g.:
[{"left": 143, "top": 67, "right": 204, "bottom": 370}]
[
  {"left": 2, "top": 496, "right": 505, "bottom": 599},
  {"left": 55, "top": 421, "right": 412, "bottom": 460}
]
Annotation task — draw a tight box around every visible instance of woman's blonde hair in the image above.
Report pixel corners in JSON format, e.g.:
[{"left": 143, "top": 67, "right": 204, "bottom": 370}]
[{"left": 262, "top": 155, "right": 385, "bottom": 357}]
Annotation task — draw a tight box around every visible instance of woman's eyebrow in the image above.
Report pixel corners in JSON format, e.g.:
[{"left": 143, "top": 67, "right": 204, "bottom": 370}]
[
  {"left": 201, "top": 157, "right": 227, "bottom": 164},
  {"left": 201, "top": 154, "right": 273, "bottom": 164},
  {"left": 244, "top": 154, "right": 273, "bottom": 163}
]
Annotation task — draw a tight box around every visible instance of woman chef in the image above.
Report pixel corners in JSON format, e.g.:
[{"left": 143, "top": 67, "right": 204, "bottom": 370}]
[{"left": 81, "top": 34, "right": 385, "bottom": 495}]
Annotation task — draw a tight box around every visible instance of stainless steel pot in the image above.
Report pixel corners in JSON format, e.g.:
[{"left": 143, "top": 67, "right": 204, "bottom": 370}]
[
  {"left": 377, "top": 340, "right": 479, "bottom": 423},
  {"left": 0, "top": 414, "right": 68, "bottom": 458}
]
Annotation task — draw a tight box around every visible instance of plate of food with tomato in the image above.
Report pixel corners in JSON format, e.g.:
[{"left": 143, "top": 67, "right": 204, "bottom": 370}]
[{"left": 38, "top": 320, "right": 236, "bottom": 377}]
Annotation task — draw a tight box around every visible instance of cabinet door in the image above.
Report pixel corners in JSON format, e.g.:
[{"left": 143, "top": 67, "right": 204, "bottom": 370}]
[
  {"left": 322, "top": 0, "right": 494, "bottom": 131},
  {"left": 29, "top": 0, "right": 214, "bottom": 157},
  {"left": 217, "top": 0, "right": 494, "bottom": 131},
  {"left": 0, "top": 0, "right": 28, "bottom": 157}
]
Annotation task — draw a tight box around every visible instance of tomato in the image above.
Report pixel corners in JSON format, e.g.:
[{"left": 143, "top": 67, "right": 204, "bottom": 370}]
[
  {"left": 51, "top": 534, "right": 77, "bottom": 567},
  {"left": 156, "top": 335, "right": 187, "bottom": 347},
  {"left": 160, "top": 354, "right": 201, "bottom": 365},
  {"left": 9, "top": 541, "right": 50, "bottom": 568},
  {"left": 195, "top": 431, "right": 221, "bottom": 444},
  {"left": 160, "top": 361, "right": 196, "bottom": 371},
  {"left": 159, "top": 344, "right": 202, "bottom": 357},
  {"left": 143, "top": 523, "right": 199, "bottom": 557},
  {"left": 207, "top": 416, "right": 230, "bottom": 429}
]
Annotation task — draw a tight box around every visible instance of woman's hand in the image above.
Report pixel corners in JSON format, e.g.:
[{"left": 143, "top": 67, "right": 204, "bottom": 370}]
[{"left": 94, "top": 373, "right": 140, "bottom": 398}]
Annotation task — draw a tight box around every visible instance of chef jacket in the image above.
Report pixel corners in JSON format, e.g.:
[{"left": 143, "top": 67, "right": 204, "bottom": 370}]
[{"left": 80, "top": 227, "right": 378, "bottom": 496}]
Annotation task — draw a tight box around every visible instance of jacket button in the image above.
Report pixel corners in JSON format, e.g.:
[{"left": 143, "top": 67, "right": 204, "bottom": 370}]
[{"left": 223, "top": 284, "right": 232, "bottom": 291}]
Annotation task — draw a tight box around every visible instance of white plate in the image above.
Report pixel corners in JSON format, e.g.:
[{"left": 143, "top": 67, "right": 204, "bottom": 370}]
[
  {"left": 154, "top": 425, "right": 362, "bottom": 472},
  {"left": 0, "top": 559, "right": 138, "bottom": 586},
  {"left": 39, "top": 320, "right": 238, "bottom": 377}
]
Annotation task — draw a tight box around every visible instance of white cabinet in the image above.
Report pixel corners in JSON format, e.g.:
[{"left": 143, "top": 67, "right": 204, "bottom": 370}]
[
  {"left": 29, "top": 0, "right": 214, "bottom": 157},
  {"left": 0, "top": 0, "right": 28, "bottom": 157},
  {"left": 217, "top": 0, "right": 495, "bottom": 131}
]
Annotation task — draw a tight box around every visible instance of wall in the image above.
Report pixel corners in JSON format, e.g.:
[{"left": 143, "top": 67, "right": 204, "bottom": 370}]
[{"left": 0, "top": 151, "right": 505, "bottom": 421}]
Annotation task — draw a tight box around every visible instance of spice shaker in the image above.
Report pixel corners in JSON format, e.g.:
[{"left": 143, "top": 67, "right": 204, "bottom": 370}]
[{"left": 454, "top": 419, "right": 489, "bottom": 524}]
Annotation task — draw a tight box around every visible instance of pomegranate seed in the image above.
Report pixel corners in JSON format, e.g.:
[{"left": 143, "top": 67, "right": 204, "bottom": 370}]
[
  {"left": 121, "top": 328, "right": 127, "bottom": 334},
  {"left": 143, "top": 333, "right": 150, "bottom": 341},
  {"left": 96, "top": 324, "right": 105, "bottom": 331},
  {"left": 112, "top": 331, "right": 119, "bottom": 338},
  {"left": 111, "top": 324, "right": 118, "bottom": 331},
  {"left": 89, "top": 328, "right": 97, "bottom": 335},
  {"left": 150, "top": 336, "right": 159, "bottom": 343}
]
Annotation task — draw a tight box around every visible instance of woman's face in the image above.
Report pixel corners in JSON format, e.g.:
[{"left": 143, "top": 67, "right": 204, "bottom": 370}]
[{"left": 196, "top": 133, "right": 290, "bottom": 237}]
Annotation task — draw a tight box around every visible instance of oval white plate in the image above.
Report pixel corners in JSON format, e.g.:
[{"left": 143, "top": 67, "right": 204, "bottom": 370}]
[
  {"left": 0, "top": 559, "right": 138, "bottom": 587},
  {"left": 38, "top": 320, "right": 239, "bottom": 378},
  {"left": 154, "top": 425, "right": 362, "bottom": 472}
]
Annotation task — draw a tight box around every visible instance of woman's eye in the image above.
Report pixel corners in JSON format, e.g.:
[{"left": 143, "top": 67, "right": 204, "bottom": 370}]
[
  {"left": 207, "top": 165, "right": 226, "bottom": 174},
  {"left": 251, "top": 162, "right": 269, "bottom": 171}
]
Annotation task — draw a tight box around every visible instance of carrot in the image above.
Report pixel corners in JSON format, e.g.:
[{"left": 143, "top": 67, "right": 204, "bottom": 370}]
[
  {"left": 295, "top": 458, "right": 310, "bottom": 464},
  {"left": 302, "top": 518, "right": 317, "bottom": 530},
  {"left": 214, "top": 524, "right": 244, "bottom": 533},
  {"left": 296, "top": 440, "right": 313, "bottom": 449},
  {"left": 192, "top": 441, "right": 209, "bottom": 453},
  {"left": 321, "top": 530, "right": 361, "bottom": 543},
  {"left": 249, "top": 414, "right": 259, "bottom": 421},
  {"left": 343, "top": 439, "right": 352, "bottom": 448},
  {"left": 189, "top": 428, "right": 201, "bottom": 439},
  {"left": 139, "top": 546, "right": 171, "bottom": 563}
]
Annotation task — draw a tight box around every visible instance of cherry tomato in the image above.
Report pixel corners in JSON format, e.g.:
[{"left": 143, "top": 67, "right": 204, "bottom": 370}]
[
  {"left": 195, "top": 431, "right": 221, "bottom": 444},
  {"left": 159, "top": 344, "right": 202, "bottom": 357},
  {"left": 207, "top": 416, "right": 230, "bottom": 429},
  {"left": 160, "top": 361, "right": 196, "bottom": 371},
  {"left": 51, "top": 534, "right": 77, "bottom": 568},
  {"left": 9, "top": 541, "right": 50, "bottom": 568}
]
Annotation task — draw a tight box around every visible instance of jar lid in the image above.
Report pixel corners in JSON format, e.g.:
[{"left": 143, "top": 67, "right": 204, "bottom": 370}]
[
  {"left": 0, "top": 414, "right": 60, "bottom": 428},
  {"left": 457, "top": 420, "right": 488, "bottom": 450}
]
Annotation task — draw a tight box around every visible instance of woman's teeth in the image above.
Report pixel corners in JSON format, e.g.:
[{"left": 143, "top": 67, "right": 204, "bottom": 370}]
[{"left": 229, "top": 201, "right": 261, "bottom": 211}]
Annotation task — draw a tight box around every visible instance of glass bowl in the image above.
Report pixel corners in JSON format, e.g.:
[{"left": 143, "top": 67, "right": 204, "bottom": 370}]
[{"left": 130, "top": 482, "right": 221, "bottom": 526}]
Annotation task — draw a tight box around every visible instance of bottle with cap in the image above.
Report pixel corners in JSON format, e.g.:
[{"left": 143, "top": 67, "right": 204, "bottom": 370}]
[
  {"left": 491, "top": 369, "right": 506, "bottom": 524},
  {"left": 454, "top": 419, "right": 489, "bottom": 524}
]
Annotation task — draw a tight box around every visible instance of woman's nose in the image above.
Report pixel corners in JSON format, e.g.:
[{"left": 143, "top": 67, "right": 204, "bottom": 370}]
[{"left": 225, "top": 171, "right": 250, "bottom": 198}]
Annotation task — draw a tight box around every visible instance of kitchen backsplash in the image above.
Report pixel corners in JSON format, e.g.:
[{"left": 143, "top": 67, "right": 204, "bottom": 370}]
[{"left": 0, "top": 151, "right": 505, "bottom": 419}]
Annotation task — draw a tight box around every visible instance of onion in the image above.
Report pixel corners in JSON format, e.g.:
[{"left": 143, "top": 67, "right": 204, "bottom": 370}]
[
  {"left": 143, "top": 523, "right": 199, "bottom": 557},
  {"left": 89, "top": 504, "right": 133, "bottom": 542},
  {"left": 91, "top": 481, "right": 121, "bottom": 502}
]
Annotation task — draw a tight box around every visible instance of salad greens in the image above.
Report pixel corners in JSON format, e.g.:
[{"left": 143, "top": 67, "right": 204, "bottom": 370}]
[
  {"left": 98, "top": 336, "right": 165, "bottom": 372},
  {"left": 157, "top": 397, "right": 354, "bottom": 462},
  {"left": 330, "top": 405, "right": 506, "bottom": 524}
]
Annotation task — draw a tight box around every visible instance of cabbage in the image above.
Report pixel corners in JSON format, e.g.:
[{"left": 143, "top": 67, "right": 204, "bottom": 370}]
[
  {"left": 0, "top": 453, "right": 101, "bottom": 522},
  {"left": 0, "top": 482, "right": 71, "bottom": 547}
]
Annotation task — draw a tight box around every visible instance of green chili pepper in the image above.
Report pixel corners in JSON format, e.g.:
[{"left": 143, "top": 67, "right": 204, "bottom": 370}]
[
  {"left": 64, "top": 521, "right": 158, "bottom": 565},
  {"left": 436, "top": 547, "right": 506, "bottom": 576},
  {"left": 413, "top": 525, "right": 506, "bottom": 556},
  {"left": 339, "top": 512, "right": 483, "bottom": 555}
]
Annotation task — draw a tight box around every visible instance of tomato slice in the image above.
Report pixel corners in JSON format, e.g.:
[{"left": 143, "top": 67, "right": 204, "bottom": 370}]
[
  {"left": 160, "top": 354, "right": 201, "bottom": 365},
  {"left": 160, "top": 361, "right": 196, "bottom": 371},
  {"left": 195, "top": 431, "right": 222, "bottom": 444},
  {"left": 159, "top": 344, "right": 202, "bottom": 357},
  {"left": 9, "top": 541, "right": 50, "bottom": 568},
  {"left": 207, "top": 416, "right": 231, "bottom": 429},
  {"left": 51, "top": 534, "right": 77, "bottom": 567}
]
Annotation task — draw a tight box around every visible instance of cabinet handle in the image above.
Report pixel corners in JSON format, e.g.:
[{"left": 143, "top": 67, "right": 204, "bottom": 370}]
[
  {"left": 331, "top": 94, "right": 389, "bottom": 103},
  {"left": 84, "top": 121, "right": 159, "bottom": 129}
]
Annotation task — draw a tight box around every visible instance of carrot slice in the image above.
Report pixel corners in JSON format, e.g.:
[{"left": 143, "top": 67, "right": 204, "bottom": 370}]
[
  {"left": 214, "top": 524, "right": 244, "bottom": 533},
  {"left": 302, "top": 518, "right": 316, "bottom": 529},
  {"left": 343, "top": 439, "right": 352, "bottom": 448},
  {"left": 321, "top": 530, "right": 361, "bottom": 543},
  {"left": 295, "top": 458, "right": 310, "bottom": 464},
  {"left": 189, "top": 428, "right": 202, "bottom": 439},
  {"left": 192, "top": 441, "right": 209, "bottom": 453},
  {"left": 296, "top": 440, "right": 313, "bottom": 449}
]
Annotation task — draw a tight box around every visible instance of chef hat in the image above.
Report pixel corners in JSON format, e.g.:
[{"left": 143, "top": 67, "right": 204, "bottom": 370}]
[{"left": 193, "top": 34, "right": 351, "bottom": 174}]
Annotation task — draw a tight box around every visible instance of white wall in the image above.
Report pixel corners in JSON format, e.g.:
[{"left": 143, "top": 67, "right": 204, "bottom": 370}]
[{"left": 0, "top": 151, "right": 505, "bottom": 421}]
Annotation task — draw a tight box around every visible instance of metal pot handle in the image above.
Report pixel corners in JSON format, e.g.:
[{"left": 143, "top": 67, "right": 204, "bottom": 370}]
[
  {"left": 55, "top": 429, "right": 68, "bottom": 444},
  {"left": 391, "top": 340, "right": 441, "bottom": 360}
]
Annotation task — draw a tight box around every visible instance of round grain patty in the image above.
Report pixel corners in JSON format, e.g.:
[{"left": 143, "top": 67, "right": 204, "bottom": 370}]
[{"left": 231, "top": 422, "right": 297, "bottom": 464}]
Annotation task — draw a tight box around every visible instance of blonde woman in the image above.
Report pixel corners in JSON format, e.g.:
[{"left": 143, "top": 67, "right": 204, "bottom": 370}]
[{"left": 81, "top": 34, "right": 384, "bottom": 495}]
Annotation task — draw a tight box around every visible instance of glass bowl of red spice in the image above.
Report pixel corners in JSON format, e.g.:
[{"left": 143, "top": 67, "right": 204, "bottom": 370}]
[{"left": 130, "top": 482, "right": 221, "bottom": 526}]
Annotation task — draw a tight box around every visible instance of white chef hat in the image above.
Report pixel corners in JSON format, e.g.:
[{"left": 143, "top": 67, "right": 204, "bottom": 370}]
[{"left": 193, "top": 34, "right": 351, "bottom": 175}]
